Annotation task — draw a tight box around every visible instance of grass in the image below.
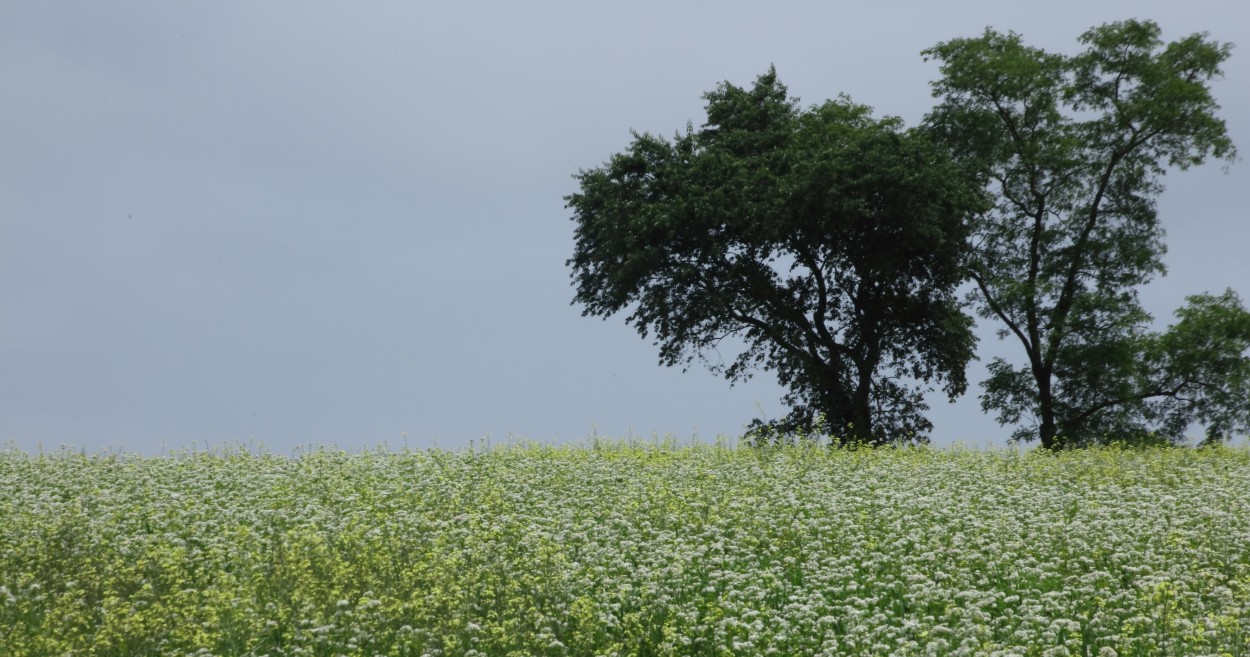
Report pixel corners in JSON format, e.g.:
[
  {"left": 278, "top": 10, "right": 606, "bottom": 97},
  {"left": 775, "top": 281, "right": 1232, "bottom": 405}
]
[{"left": 2, "top": 441, "right": 1249, "bottom": 656}]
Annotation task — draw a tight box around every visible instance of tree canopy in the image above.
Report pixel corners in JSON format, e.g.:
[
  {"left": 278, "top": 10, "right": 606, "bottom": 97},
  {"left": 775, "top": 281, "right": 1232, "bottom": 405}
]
[
  {"left": 922, "top": 19, "right": 1247, "bottom": 447},
  {"left": 567, "top": 69, "right": 983, "bottom": 445}
]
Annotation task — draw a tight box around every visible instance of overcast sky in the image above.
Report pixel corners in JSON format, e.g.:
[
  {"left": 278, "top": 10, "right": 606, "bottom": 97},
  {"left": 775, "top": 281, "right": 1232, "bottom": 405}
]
[{"left": 3, "top": 1, "right": 1247, "bottom": 455}]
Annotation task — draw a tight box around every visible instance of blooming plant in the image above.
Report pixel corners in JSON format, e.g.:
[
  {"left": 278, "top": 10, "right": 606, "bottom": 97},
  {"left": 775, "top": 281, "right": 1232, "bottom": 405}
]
[{"left": 1, "top": 442, "right": 1248, "bottom": 656}]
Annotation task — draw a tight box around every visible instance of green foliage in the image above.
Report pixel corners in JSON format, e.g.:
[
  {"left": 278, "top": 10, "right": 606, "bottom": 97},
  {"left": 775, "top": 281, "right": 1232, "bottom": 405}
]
[
  {"left": 568, "top": 68, "right": 982, "bottom": 445},
  {"left": 1139, "top": 290, "right": 1250, "bottom": 444},
  {"left": 4, "top": 444, "right": 1250, "bottom": 655},
  {"left": 922, "top": 19, "right": 1242, "bottom": 448}
]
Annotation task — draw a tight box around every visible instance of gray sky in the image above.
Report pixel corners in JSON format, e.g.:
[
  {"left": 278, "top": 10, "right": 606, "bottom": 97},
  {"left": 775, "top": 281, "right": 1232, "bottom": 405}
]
[{"left": 3, "top": 1, "right": 1247, "bottom": 454}]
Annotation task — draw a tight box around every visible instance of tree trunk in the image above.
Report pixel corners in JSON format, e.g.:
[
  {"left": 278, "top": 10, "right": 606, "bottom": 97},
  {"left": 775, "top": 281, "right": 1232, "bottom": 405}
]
[
  {"left": 852, "top": 367, "right": 876, "bottom": 445},
  {"left": 1036, "top": 369, "right": 1058, "bottom": 449}
]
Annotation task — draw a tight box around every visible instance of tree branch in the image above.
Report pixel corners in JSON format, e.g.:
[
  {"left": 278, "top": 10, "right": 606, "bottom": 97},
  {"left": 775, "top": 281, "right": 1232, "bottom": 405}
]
[
  {"left": 793, "top": 242, "right": 845, "bottom": 361},
  {"left": 1044, "top": 124, "right": 1163, "bottom": 370},
  {"left": 969, "top": 262, "right": 1033, "bottom": 355},
  {"left": 1068, "top": 379, "right": 1198, "bottom": 428}
]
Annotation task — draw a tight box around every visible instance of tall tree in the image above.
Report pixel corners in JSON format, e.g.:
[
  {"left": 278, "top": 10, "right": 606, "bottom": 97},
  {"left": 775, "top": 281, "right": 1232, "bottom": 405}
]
[
  {"left": 922, "top": 20, "right": 1246, "bottom": 447},
  {"left": 567, "top": 69, "right": 982, "bottom": 445}
]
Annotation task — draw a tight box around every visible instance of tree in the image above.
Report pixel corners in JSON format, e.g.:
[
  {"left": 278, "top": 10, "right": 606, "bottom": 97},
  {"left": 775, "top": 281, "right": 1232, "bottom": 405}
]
[
  {"left": 566, "top": 69, "right": 983, "bottom": 445},
  {"left": 922, "top": 19, "right": 1246, "bottom": 447}
]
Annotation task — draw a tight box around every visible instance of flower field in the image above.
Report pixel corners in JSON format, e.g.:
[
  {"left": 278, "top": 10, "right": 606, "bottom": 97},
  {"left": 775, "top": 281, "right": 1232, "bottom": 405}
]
[{"left": 2, "top": 442, "right": 1249, "bottom": 657}]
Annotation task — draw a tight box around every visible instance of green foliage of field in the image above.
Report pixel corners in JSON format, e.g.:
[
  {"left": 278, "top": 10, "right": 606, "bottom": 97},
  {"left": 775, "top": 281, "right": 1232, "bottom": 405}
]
[{"left": 2, "top": 442, "right": 1249, "bottom": 657}]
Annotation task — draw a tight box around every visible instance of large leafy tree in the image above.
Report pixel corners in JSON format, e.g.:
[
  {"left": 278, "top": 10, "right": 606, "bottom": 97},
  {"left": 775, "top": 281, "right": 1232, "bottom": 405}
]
[
  {"left": 923, "top": 20, "right": 1248, "bottom": 447},
  {"left": 567, "top": 69, "right": 983, "bottom": 445}
]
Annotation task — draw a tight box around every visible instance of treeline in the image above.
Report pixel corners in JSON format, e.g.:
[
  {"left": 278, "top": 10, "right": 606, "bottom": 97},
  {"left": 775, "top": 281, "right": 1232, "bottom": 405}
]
[{"left": 567, "top": 20, "right": 1250, "bottom": 448}]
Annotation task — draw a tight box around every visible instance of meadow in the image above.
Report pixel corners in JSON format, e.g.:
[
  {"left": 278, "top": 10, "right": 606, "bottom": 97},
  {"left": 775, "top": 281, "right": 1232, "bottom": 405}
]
[{"left": 2, "top": 441, "right": 1248, "bottom": 657}]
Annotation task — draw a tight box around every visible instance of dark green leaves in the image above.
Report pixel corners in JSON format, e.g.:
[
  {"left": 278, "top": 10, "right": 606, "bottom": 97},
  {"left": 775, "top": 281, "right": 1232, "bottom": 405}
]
[{"left": 568, "top": 69, "right": 981, "bottom": 445}]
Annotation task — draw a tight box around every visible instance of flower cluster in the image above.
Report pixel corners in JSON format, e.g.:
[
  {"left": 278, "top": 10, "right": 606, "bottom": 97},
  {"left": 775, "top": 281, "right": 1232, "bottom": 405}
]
[{"left": 1, "top": 442, "right": 1247, "bottom": 656}]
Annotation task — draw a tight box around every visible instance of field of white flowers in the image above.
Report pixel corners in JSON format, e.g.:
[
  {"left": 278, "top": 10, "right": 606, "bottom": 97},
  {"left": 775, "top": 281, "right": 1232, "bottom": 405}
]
[{"left": 2, "top": 442, "right": 1248, "bottom": 657}]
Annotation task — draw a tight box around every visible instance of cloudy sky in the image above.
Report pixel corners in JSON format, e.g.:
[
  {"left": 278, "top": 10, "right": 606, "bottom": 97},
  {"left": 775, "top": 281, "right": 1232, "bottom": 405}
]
[{"left": 3, "top": 1, "right": 1247, "bottom": 454}]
